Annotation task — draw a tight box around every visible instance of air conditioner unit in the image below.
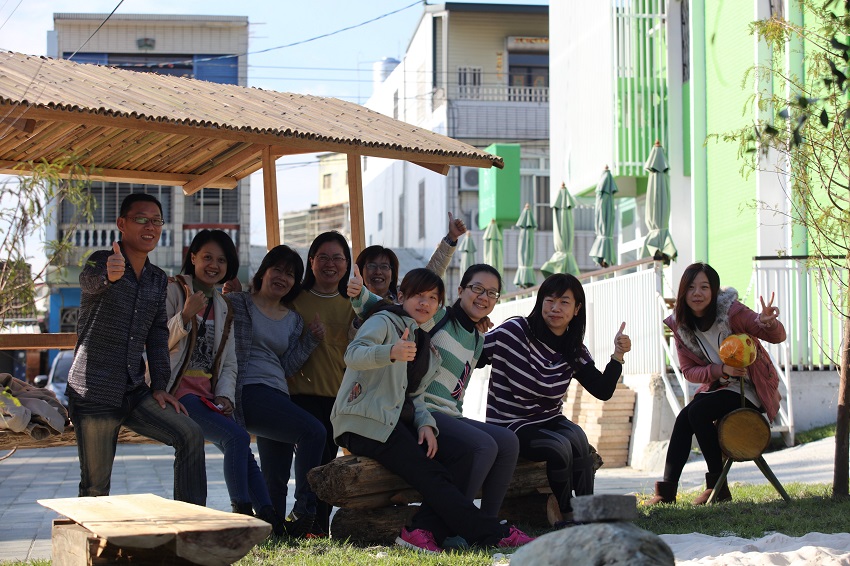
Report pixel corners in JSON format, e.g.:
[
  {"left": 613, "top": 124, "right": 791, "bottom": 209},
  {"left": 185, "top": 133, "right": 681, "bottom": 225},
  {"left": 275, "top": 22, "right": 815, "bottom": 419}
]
[{"left": 459, "top": 166, "right": 480, "bottom": 191}]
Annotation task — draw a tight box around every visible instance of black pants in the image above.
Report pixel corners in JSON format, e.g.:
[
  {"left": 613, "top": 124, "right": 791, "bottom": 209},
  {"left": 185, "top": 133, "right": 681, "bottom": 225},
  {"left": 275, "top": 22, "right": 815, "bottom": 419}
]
[
  {"left": 515, "top": 416, "right": 594, "bottom": 514},
  {"left": 339, "top": 422, "right": 508, "bottom": 546},
  {"left": 663, "top": 389, "right": 756, "bottom": 484}
]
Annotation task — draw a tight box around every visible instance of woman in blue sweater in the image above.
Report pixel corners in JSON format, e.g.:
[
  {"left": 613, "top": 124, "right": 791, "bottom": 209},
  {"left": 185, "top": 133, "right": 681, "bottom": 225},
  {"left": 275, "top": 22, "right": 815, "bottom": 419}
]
[{"left": 482, "top": 273, "right": 631, "bottom": 526}]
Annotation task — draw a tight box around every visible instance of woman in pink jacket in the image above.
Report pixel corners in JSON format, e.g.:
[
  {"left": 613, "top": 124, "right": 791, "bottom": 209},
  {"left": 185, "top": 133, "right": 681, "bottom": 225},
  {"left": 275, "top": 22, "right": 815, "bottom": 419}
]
[{"left": 647, "top": 262, "right": 784, "bottom": 505}]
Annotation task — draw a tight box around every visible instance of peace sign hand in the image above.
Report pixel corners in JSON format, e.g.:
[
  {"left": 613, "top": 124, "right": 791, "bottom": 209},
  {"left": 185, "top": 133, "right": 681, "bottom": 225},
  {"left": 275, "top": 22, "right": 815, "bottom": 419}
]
[
  {"left": 106, "top": 241, "right": 126, "bottom": 283},
  {"left": 759, "top": 292, "right": 780, "bottom": 327},
  {"left": 390, "top": 328, "right": 416, "bottom": 362},
  {"left": 348, "top": 263, "right": 364, "bottom": 298}
]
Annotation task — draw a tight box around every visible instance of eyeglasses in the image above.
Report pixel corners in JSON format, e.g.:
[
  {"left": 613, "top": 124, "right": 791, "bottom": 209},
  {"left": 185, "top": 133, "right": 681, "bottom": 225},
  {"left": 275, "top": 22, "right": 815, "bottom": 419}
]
[
  {"left": 365, "top": 262, "right": 392, "bottom": 272},
  {"left": 314, "top": 254, "right": 347, "bottom": 265},
  {"left": 464, "top": 283, "right": 500, "bottom": 300},
  {"left": 125, "top": 216, "right": 165, "bottom": 226}
]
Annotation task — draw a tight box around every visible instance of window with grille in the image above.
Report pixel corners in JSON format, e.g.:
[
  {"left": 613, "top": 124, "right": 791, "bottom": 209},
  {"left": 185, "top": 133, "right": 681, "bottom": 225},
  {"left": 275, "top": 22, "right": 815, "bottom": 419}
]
[{"left": 457, "top": 66, "right": 482, "bottom": 99}]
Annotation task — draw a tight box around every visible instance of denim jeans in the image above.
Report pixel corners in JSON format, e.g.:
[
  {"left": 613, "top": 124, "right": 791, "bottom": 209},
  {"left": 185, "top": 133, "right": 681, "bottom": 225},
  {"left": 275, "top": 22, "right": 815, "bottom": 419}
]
[
  {"left": 241, "top": 384, "right": 326, "bottom": 516},
  {"left": 69, "top": 387, "right": 206, "bottom": 505},
  {"left": 179, "top": 394, "right": 271, "bottom": 510}
]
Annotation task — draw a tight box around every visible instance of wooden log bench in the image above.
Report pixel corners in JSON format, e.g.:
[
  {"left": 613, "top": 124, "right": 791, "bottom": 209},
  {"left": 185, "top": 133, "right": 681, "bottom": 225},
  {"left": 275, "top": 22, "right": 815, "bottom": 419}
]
[
  {"left": 39, "top": 493, "right": 270, "bottom": 566},
  {"left": 308, "top": 448, "right": 603, "bottom": 544}
]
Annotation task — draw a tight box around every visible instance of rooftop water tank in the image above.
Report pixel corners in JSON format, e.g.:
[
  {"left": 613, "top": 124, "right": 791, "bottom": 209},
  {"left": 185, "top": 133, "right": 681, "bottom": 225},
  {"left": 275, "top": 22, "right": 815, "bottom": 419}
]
[{"left": 373, "top": 57, "right": 400, "bottom": 86}]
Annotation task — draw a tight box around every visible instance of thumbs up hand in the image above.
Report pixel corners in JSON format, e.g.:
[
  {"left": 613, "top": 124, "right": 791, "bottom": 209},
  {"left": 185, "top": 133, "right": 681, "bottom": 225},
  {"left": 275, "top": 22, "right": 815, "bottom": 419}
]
[
  {"left": 181, "top": 291, "right": 207, "bottom": 325},
  {"left": 107, "top": 241, "right": 125, "bottom": 282},
  {"left": 348, "top": 263, "right": 364, "bottom": 298},
  {"left": 391, "top": 327, "right": 417, "bottom": 362},
  {"left": 613, "top": 322, "right": 631, "bottom": 359},
  {"left": 308, "top": 312, "right": 325, "bottom": 341},
  {"left": 447, "top": 211, "right": 467, "bottom": 241}
]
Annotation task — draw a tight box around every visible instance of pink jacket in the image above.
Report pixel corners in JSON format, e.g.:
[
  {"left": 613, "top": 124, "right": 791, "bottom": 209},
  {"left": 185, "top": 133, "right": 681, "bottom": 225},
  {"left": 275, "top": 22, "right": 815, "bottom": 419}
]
[{"left": 663, "top": 288, "right": 785, "bottom": 421}]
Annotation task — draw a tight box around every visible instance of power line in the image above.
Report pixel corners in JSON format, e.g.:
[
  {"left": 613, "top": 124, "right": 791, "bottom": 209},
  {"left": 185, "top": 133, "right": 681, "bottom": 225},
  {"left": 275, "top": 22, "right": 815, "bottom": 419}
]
[
  {"left": 0, "top": 0, "right": 24, "bottom": 34},
  {"left": 68, "top": 0, "right": 126, "bottom": 61}
]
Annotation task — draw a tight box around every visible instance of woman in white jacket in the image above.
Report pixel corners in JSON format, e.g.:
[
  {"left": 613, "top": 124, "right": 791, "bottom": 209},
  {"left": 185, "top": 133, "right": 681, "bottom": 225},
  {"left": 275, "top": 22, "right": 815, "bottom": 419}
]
[{"left": 165, "top": 229, "right": 280, "bottom": 534}]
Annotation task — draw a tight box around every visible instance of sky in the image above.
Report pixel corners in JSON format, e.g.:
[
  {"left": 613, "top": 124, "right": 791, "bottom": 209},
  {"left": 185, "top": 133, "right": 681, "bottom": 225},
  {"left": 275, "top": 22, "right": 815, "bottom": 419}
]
[{"left": 0, "top": 0, "right": 548, "bottom": 248}]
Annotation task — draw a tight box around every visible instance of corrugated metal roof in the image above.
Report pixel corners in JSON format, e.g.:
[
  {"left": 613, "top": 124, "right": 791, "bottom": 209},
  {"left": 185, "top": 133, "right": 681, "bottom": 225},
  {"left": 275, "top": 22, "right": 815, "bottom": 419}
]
[{"left": 0, "top": 51, "right": 502, "bottom": 191}]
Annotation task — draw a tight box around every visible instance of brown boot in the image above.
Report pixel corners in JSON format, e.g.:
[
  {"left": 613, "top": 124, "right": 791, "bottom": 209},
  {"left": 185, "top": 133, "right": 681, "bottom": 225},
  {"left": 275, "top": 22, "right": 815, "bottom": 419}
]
[
  {"left": 693, "top": 472, "right": 732, "bottom": 505},
  {"left": 644, "top": 481, "right": 677, "bottom": 505}
]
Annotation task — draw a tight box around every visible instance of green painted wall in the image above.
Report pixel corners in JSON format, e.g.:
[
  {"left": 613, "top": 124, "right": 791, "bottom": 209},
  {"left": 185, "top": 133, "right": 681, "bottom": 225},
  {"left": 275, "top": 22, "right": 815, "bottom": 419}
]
[{"left": 704, "top": 0, "right": 756, "bottom": 292}]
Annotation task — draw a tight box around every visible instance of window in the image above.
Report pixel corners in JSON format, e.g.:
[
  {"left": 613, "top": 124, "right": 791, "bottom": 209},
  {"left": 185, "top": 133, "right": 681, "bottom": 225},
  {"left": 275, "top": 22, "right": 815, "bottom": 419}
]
[
  {"left": 378, "top": 212, "right": 383, "bottom": 231},
  {"left": 418, "top": 180, "right": 426, "bottom": 239},
  {"left": 519, "top": 174, "right": 552, "bottom": 232},
  {"left": 508, "top": 54, "right": 549, "bottom": 90},
  {"left": 61, "top": 182, "right": 172, "bottom": 224},
  {"left": 457, "top": 66, "right": 482, "bottom": 99},
  {"left": 322, "top": 174, "right": 332, "bottom": 189}
]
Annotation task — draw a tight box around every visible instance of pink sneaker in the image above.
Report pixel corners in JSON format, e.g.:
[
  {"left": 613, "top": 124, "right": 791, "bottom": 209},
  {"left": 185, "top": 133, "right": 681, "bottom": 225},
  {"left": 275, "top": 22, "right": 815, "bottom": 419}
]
[
  {"left": 395, "top": 527, "right": 443, "bottom": 554},
  {"left": 498, "top": 526, "right": 535, "bottom": 548}
]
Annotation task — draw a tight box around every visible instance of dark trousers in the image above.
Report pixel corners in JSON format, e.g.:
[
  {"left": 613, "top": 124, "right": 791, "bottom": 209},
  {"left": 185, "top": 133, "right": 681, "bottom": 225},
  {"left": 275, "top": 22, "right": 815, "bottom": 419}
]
[
  {"left": 339, "top": 422, "right": 508, "bottom": 546},
  {"left": 664, "top": 389, "right": 756, "bottom": 484},
  {"left": 515, "top": 416, "right": 594, "bottom": 514},
  {"left": 69, "top": 387, "right": 206, "bottom": 506}
]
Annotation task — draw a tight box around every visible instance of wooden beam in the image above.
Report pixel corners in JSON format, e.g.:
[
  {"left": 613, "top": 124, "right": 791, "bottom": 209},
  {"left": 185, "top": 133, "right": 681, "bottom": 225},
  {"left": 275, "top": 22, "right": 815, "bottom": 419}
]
[
  {"left": 0, "top": 161, "right": 239, "bottom": 189},
  {"left": 262, "top": 146, "right": 281, "bottom": 250},
  {"left": 0, "top": 333, "right": 76, "bottom": 350},
  {"left": 181, "top": 144, "right": 264, "bottom": 195},
  {"left": 412, "top": 161, "right": 450, "bottom": 175},
  {"left": 347, "top": 153, "right": 365, "bottom": 258},
  {"left": 0, "top": 116, "right": 36, "bottom": 133}
]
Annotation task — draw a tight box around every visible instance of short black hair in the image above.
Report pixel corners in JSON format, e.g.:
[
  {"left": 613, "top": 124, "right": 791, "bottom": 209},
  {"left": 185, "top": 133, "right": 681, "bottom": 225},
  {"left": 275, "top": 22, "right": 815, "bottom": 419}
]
[
  {"left": 459, "top": 264, "right": 502, "bottom": 293},
  {"left": 398, "top": 268, "right": 445, "bottom": 307},
  {"left": 302, "top": 231, "right": 351, "bottom": 294},
  {"left": 356, "top": 245, "right": 400, "bottom": 298},
  {"left": 119, "top": 192, "right": 163, "bottom": 218},
  {"left": 181, "top": 229, "right": 239, "bottom": 283},
  {"left": 253, "top": 245, "right": 303, "bottom": 304}
]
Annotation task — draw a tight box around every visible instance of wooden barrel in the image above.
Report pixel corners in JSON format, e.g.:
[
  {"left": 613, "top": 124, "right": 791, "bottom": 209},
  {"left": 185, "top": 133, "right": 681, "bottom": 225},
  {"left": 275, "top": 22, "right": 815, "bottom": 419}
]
[{"left": 717, "top": 408, "right": 771, "bottom": 461}]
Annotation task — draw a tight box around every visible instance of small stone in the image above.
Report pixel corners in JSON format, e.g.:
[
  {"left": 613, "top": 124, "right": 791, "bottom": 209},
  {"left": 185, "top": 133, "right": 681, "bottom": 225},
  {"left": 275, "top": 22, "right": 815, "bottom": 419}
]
[{"left": 572, "top": 494, "right": 638, "bottom": 522}]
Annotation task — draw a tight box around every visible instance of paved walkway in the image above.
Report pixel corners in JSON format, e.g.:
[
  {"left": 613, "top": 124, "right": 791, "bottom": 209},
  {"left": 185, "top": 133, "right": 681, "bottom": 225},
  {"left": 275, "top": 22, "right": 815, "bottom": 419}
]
[{"left": 0, "top": 437, "right": 837, "bottom": 563}]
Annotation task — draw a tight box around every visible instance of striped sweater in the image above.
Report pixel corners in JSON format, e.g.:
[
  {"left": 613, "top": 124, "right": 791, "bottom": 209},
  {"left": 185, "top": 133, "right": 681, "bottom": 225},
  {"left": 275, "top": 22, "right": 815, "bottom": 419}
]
[{"left": 482, "top": 317, "right": 621, "bottom": 432}]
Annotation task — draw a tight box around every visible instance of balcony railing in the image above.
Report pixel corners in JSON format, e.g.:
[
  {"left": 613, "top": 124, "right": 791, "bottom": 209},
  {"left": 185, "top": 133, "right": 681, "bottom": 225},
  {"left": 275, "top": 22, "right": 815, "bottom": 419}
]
[
  {"left": 61, "top": 224, "right": 174, "bottom": 249},
  {"left": 454, "top": 85, "right": 549, "bottom": 103}
]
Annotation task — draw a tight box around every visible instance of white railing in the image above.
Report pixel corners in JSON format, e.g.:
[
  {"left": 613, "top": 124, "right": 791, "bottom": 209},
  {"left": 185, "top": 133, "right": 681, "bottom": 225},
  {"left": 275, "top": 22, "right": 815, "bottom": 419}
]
[
  {"left": 61, "top": 223, "right": 174, "bottom": 249},
  {"left": 753, "top": 256, "right": 847, "bottom": 369},
  {"left": 455, "top": 85, "right": 549, "bottom": 103}
]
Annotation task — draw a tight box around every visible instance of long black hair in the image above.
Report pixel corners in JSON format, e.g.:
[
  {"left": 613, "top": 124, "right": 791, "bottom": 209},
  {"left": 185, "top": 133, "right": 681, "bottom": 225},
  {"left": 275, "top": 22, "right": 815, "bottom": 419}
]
[
  {"left": 674, "top": 262, "right": 721, "bottom": 331},
  {"left": 302, "top": 231, "right": 351, "bottom": 294},
  {"left": 527, "top": 273, "right": 586, "bottom": 355},
  {"left": 252, "top": 245, "right": 303, "bottom": 304},
  {"left": 181, "top": 229, "right": 239, "bottom": 284}
]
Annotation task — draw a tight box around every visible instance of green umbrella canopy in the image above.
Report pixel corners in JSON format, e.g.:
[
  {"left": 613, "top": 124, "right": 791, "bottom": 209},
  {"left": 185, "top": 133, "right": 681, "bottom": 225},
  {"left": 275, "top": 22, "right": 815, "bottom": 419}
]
[
  {"left": 513, "top": 203, "right": 538, "bottom": 289},
  {"left": 483, "top": 218, "right": 504, "bottom": 275},
  {"left": 458, "top": 232, "right": 477, "bottom": 276},
  {"left": 588, "top": 166, "right": 618, "bottom": 268},
  {"left": 642, "top": 141, "right": 678, "bottom": 263},
  {"left": 541, "top": 182, "right": 580, "bottom": 277}
]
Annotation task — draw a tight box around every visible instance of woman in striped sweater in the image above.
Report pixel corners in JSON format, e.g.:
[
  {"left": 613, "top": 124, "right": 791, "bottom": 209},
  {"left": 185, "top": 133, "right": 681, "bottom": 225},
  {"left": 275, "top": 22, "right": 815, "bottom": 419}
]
[{"left": 481, "top": 273, "right": 631, "bottom": 526}]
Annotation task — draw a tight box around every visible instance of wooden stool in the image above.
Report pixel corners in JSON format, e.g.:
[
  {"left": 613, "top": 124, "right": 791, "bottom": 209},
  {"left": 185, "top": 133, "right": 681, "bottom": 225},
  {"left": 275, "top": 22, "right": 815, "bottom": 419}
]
[
  {"left": 708, "top": 408, "right": 791, "bottom": 503},
  {"left": 39, "top": 493, "right": 271, "bottom": 565}
]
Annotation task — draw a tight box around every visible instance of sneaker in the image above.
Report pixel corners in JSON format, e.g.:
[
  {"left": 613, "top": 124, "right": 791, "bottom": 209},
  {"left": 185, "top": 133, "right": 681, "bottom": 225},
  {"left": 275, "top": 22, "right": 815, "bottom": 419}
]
[
  {"left": 395, "top": 527, "right": 443, "bottom": 554},
  {"left": 498, "top": 526, "right": 535, "bottom": 548}
]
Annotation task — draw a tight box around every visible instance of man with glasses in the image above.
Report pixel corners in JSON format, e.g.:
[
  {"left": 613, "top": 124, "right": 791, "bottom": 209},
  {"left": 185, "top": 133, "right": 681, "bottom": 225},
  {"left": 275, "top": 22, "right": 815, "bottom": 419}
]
[{"left": 67, "top": 193, "right": 206, "bottom": 505}]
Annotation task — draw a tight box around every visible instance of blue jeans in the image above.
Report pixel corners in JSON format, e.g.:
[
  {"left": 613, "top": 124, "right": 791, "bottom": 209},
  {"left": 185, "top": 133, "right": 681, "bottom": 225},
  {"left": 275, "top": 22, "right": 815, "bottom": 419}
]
[
  {"left": 180, "top": 394, "right": 271, "bottom": 510},
  {"left": 241, "top": 384, "right": 326, "bottom": 516},
  {"left": 69, "top": 387, "right": 206, "bottom": 505}
]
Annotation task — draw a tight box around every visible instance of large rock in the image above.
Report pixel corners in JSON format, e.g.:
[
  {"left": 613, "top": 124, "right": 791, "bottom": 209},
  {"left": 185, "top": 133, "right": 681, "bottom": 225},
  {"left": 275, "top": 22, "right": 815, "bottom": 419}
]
[{"left": 510, "top": 522, "right": 675, "bottom": 566}]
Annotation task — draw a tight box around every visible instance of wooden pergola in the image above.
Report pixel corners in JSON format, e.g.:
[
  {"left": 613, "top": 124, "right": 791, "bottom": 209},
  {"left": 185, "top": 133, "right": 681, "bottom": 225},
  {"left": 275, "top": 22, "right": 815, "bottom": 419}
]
[
  {"left": 0, "top": 50, "right": 503, "bottom": 351},
  {"left": 0, "top": 51, "right": 503, "bottom": 254}
]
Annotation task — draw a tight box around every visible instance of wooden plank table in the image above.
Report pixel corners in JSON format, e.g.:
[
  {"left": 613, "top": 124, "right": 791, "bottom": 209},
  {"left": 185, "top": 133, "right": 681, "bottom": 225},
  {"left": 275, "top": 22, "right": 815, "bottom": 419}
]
[{"left": 39, "top": 494, "right": 270, "bottom": 566}]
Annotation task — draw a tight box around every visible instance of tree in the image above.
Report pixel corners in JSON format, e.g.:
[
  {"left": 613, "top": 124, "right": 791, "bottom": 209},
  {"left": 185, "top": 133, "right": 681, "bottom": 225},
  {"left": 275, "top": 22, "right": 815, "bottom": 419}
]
[
  {"left": 0, "top": 158, "right": 94, "bottom": 329},
  {"left": 723, "top": 0, "right": 850, "bottom": 497}
]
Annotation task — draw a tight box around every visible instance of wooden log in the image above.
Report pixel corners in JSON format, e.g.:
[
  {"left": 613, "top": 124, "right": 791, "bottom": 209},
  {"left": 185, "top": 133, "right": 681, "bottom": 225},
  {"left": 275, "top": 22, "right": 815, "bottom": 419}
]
[
  {"left": 718, "top": 408, "right": 771, "bottom": 461},
  {"left": 330, "top": 506, "right": 418, "bottom": 545},
  {"left": 498, "top": 493, "right": 551, "bottom": 528},
  {"left": 0, "top": 426, "right": 162, "bottom": 451}
]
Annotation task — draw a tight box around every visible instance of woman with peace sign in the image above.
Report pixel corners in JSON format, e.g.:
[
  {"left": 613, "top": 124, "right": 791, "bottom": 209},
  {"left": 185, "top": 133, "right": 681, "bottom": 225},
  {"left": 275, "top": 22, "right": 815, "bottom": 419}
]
[
  {"left": 646, "top": 262, "right": 785, "bottom": 506},
  {"left": 481, "top": 273, "right": 631, "bottom": 528}
]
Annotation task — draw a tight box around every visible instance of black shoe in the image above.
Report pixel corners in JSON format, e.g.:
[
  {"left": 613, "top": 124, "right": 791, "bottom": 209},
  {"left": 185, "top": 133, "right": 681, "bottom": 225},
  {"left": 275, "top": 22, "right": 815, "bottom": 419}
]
[
  {"left": 256, "top": 505, "right": 285, "bottom": 537},
  {"left": 282, "top": 512, "right": 316, "bottom": 539}
]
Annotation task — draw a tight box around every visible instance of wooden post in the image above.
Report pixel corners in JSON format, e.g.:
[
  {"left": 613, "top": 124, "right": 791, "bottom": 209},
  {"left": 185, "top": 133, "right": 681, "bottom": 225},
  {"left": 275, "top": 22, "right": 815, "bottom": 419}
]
[
  {"left": 347, "top": 153, "right": 365, "bottom": 258},
  {"left": 262, "top": 146, "right": 280, "bottom": 250}
]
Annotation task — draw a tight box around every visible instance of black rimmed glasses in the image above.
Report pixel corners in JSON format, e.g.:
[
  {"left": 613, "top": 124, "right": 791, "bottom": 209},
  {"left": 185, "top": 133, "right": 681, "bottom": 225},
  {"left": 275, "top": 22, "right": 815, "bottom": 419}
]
[
  {"left": 314, "top": 254, "right": 347, "bottom": 265},
  {"left": 125, "top": 216, "right": 165, "bottom": 226},
  {"left": 464, "top": 283, "right": 500, "bottom": 300},
  {"left": 365, "top": 262, "right": 392, "bottom": 272}
]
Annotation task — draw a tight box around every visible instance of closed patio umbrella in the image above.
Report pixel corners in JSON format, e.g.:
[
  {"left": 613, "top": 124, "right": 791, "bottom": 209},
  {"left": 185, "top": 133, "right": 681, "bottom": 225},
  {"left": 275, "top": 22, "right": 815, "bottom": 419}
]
[
  {"left": 589, "top": 166, "right": 618, "bottom": 268},
  {"left": 458, "top": 232, "right": 477, "bottom": 275},
  {"left": 541, "top": 182, "right": 580, "bottom": 277},
  {"left": 513, "top": 203, "right": 538, "bottom": 288},
  {"left": 642, "top": 141, "right": 677, "bottom": 263},
  {"left": 483, "top": 218, "right": 503, "bottom": 275}
]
